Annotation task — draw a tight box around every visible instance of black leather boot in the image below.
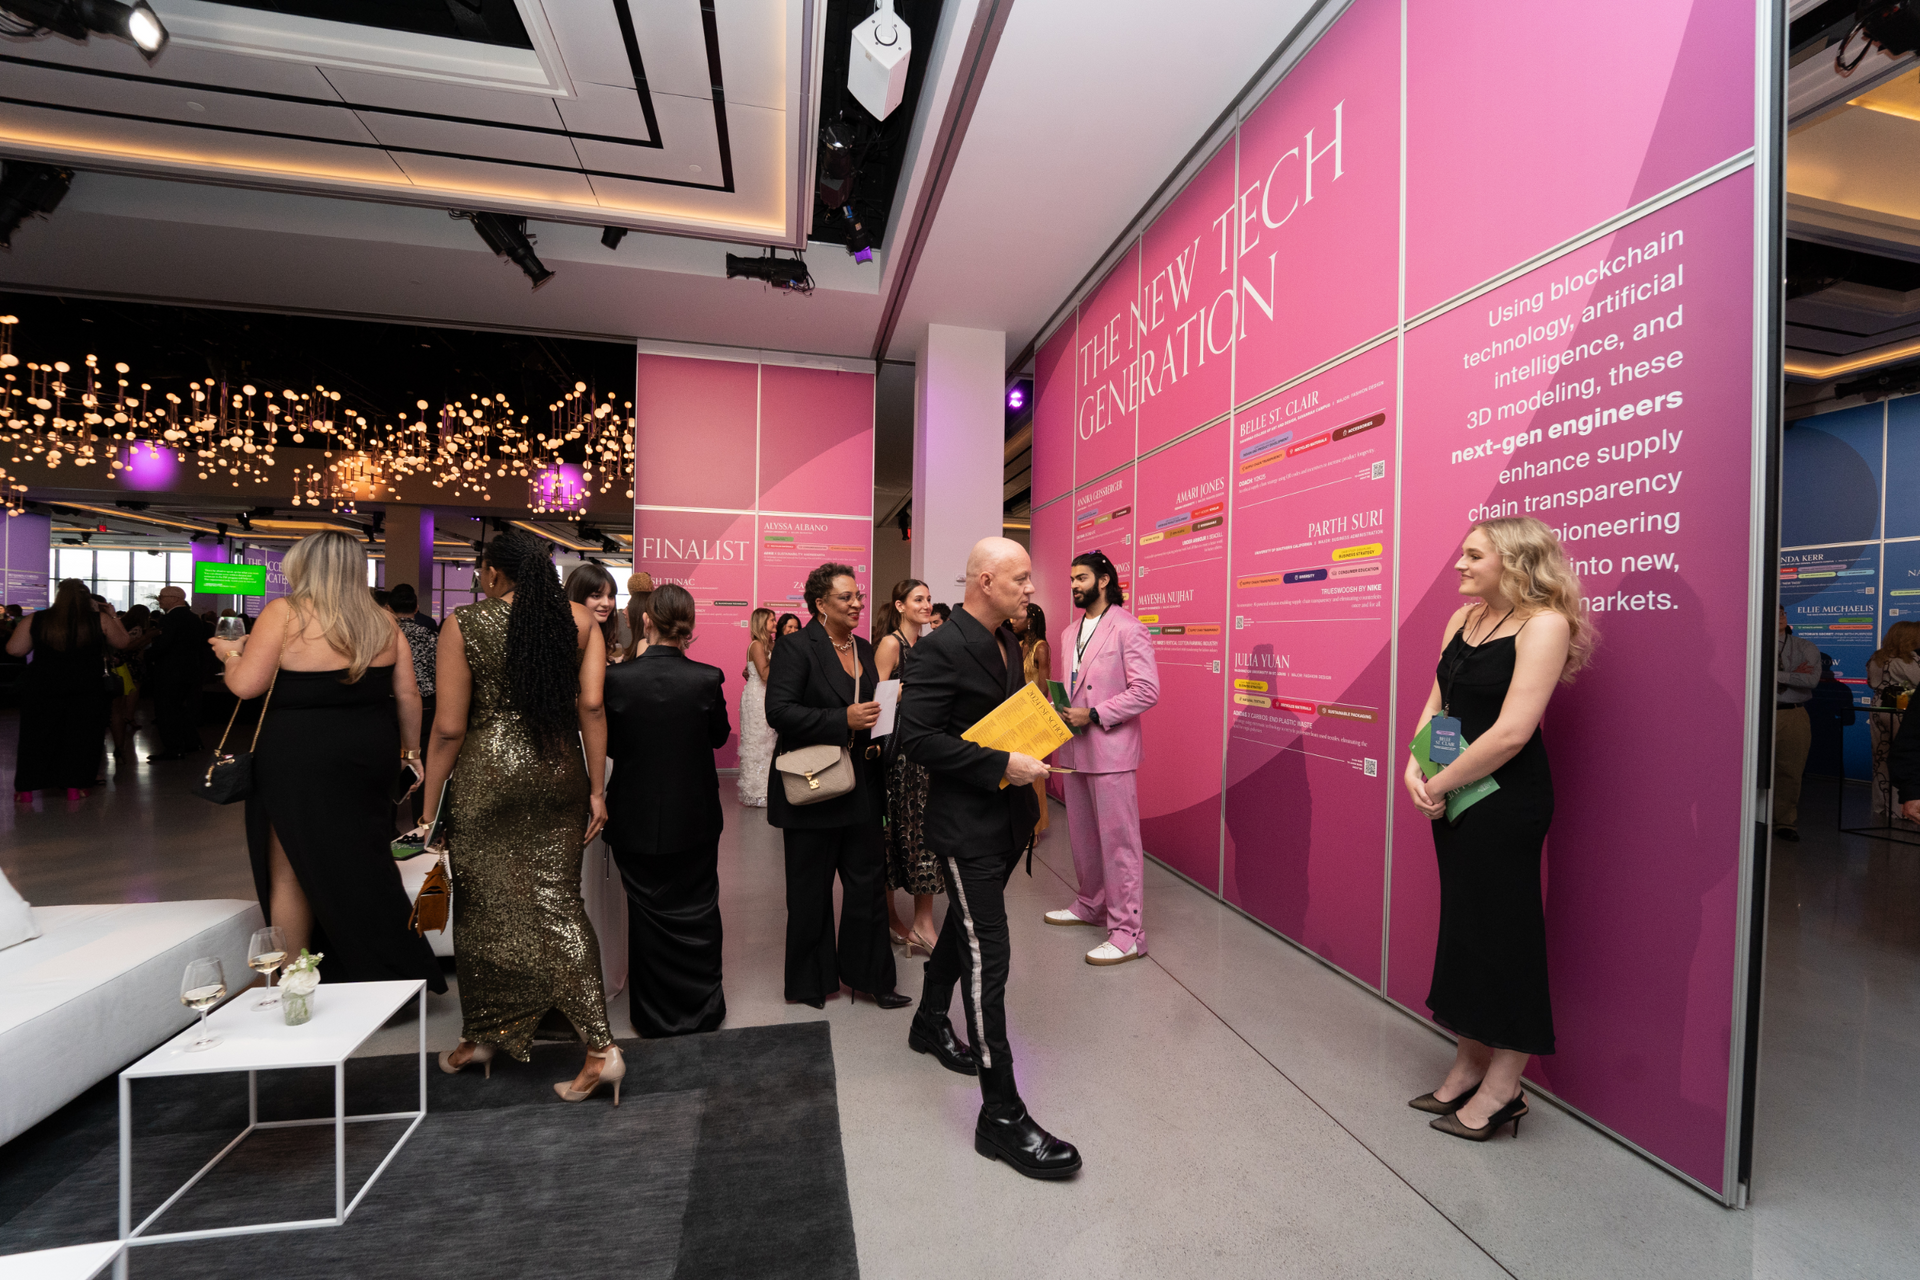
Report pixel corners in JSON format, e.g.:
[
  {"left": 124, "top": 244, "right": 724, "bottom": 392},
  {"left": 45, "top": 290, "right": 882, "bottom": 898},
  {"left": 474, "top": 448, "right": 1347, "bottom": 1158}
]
[
  {"left": 973, "top": 1062, "right": 1081, "bottom": 1179},
  {"left": 907, "top": 1008, "right": 978, "bottom": 1075}
]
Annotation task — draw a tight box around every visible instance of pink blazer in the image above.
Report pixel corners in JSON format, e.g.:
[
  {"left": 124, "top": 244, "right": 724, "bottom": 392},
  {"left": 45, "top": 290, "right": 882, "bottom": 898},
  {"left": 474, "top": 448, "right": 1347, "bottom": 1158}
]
[{"left": 1053, "top": 607, "right": 1160, "bottom": 774}]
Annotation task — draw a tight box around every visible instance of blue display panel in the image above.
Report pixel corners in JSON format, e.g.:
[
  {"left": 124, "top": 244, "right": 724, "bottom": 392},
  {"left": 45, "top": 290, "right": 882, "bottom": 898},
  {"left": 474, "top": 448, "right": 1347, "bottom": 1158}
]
[
  {"left": 1780, "top": 543, "right": 1878, "bottom": 778},
  {"left": 1885, "top": 538, "right": 1920, "bottom": 629},
  {"left": 1782, "top": 404, "right": 1882, "bottom": 549},
  {"left": 1887, "top": 397, "right": 1920, "bottom": 540}
]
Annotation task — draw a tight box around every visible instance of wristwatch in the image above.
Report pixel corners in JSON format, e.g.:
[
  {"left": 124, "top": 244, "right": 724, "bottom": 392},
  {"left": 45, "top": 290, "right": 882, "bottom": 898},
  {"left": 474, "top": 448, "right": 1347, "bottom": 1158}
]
[{"left": 1088, "top": 707, "right": 1102, "bottom": 728}]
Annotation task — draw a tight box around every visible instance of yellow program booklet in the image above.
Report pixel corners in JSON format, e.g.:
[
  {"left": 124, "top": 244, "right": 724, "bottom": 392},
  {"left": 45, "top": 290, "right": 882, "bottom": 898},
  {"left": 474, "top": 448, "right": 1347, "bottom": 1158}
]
[{"left": 963, "top": 683, "right": 1075, "bottom": 787}]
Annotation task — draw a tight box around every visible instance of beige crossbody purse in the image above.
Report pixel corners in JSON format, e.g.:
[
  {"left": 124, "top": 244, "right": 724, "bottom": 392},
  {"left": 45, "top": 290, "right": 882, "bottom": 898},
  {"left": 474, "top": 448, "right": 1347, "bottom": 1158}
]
[{"left": 774, "top": 663, "right": 860, "bottom": 805}]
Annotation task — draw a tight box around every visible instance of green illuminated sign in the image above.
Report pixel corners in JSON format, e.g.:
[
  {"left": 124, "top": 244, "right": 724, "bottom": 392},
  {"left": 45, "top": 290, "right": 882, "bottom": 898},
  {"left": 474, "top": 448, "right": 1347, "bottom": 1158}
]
[{"left": 193, "top": 561, "right": 268, "bottom": 596}]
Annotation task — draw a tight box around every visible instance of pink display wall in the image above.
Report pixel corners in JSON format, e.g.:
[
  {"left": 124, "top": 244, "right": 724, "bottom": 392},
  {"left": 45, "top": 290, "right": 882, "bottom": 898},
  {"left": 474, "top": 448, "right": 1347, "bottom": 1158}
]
[
  {"left": 632, "top": 353, "right": 875, "bottom": 771},
  {"left": 1026, "top": 0, "right": 1762, "bottom": 1198}
]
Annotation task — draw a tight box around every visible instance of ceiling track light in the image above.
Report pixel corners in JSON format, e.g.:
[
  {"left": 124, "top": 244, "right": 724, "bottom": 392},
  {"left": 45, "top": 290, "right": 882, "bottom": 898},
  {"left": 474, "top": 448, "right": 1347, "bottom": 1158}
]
[
  {"left": 600, "top": 226, "right": 627, "bottom": 251},
  {"left": 451, "top": 210, "right": 554, "bottom": 290},
  {"left": 0, "top": 0, "right": 168, "bottom": 58},
  {"left": 0, "top": 161, "right": 72, "bottom": 250},
  {"left": 849, "top": 0, "right": 911, "bottom": 121},
  {"left": 724, "top": 250, "right": 814, "bottom": 294}
]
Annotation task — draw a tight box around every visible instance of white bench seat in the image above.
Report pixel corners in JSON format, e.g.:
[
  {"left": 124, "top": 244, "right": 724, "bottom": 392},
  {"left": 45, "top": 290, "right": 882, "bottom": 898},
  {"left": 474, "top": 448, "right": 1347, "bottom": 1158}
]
[{"left": 0, "top": 900, "right": 261, "bottom": 1147}]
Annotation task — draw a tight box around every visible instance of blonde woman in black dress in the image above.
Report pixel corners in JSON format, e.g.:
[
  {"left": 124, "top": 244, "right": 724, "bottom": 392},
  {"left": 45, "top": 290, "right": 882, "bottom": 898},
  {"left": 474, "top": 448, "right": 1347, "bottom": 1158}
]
[
  {"left": 212, "top": 533, "right": 442, "bottom": 990},
  {"left": 1402, "top": 515, "right": 1591, "bottom": 1141}
]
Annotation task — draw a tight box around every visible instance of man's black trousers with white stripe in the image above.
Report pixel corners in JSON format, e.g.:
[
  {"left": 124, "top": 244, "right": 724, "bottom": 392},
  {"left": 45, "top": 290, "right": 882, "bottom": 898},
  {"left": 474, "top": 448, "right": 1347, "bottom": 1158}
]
[{"left": 920, "top": 842, "right": 1022, "bottom": 1079}]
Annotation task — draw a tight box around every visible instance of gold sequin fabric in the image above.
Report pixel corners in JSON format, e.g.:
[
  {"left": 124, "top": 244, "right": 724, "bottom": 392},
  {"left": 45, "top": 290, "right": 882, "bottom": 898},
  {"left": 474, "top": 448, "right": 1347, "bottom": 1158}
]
[{"left": 446, "top": 598, "right": 611, "bottom": 1059}]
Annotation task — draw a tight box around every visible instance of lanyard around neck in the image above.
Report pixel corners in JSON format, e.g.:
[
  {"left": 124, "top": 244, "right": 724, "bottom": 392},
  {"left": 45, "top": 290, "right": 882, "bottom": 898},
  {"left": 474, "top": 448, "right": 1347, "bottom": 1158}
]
[{"left": 1076, "top": 613, "right": 1101, "bottom": 664}]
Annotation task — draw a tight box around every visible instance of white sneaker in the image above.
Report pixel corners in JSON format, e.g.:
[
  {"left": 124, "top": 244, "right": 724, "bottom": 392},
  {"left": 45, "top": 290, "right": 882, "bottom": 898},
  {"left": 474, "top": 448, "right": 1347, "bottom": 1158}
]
[
  {"left": 1086, "top": 940, "right": 1140, "bottom": 966},
  {"left": 1044, "top": 908, "right": 1098, "bottom": 927}
]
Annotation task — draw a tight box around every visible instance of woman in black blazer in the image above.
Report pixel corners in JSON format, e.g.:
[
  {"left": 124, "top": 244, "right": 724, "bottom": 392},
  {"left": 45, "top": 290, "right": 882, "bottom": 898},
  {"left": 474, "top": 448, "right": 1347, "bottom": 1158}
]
[
  {"left": 604, "top": 584, "right": 732, "bottom": 1036},
  {"left": 765, "top": 563, "right": 907, "bottom": 1009}
]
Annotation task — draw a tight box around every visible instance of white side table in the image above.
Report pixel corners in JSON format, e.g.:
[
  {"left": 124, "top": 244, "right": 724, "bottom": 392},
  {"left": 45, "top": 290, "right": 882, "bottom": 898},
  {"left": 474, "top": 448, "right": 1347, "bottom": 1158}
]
[
  {"left": 118, "top": 979, "right": 426, "bottom": 1250},
  {"left": 0, "top": 1242, "right": 121, "bottom": 1280}
]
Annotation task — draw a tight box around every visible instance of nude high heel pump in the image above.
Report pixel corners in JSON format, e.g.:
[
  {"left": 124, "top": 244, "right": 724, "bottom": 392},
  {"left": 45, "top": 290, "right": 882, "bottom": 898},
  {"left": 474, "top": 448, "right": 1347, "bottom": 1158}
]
[
  {"left": 437, "top": 1042, "right": 493, "bottom": 1079},
  {"left": 554, "top": 1044, "right": 625, "bottom": 1105}
]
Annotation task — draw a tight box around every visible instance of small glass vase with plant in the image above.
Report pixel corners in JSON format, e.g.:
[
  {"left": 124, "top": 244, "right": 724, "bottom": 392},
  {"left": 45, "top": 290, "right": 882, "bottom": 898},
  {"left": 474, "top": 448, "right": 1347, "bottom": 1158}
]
[{"left": 280, "top": 949, "right": 323, "bottom": 1026}]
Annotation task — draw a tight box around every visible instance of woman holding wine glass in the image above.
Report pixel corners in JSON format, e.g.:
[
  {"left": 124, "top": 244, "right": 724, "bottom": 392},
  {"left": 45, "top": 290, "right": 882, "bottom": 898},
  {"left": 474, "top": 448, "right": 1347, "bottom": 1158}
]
[{"left": 212, "top": 531, "right": 445, "bottom": 993}]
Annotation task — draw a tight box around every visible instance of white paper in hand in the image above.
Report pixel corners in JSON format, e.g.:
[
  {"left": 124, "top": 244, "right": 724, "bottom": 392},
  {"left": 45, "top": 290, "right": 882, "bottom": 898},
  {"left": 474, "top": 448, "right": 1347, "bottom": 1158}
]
[{"left": 871, "top": 679, "right": 902, "bottom": 738}]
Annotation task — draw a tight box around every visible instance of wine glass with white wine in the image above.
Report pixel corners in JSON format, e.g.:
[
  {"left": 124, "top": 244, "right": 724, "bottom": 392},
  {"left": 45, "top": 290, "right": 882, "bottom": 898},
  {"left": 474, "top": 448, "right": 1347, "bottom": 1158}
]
[
  {"left": 214, "top": 615, "right": 247, "bottom": 644},
  {"left": 248, "top": 926, "right": 287, "bottom": 1009},
  {"left": 180, "top": 957, "right": 227, "bottom": 1052}
]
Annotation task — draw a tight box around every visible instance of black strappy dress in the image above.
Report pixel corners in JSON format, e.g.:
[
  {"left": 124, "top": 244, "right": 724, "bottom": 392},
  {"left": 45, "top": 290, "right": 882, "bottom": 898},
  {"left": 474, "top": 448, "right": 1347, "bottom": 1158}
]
[
  {"left": 245, "top": 665, "right": 445, "bottom": 991},
  {"left": 1426, "top": 629, "right": 1555, "bottom": 1056}
]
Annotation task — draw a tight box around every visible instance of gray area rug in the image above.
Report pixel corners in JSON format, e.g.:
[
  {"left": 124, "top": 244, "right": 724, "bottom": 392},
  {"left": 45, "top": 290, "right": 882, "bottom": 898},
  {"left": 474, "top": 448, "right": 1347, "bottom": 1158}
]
[{"left": 0, "top": 1022, "right": 856, "bottom": 1279}]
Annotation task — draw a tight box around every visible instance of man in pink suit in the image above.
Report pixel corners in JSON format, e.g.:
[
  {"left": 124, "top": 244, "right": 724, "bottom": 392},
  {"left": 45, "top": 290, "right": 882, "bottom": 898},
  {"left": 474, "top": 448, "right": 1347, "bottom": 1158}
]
[{"left": 1047, "top": 550, "right": 1160, "bottom": 965}]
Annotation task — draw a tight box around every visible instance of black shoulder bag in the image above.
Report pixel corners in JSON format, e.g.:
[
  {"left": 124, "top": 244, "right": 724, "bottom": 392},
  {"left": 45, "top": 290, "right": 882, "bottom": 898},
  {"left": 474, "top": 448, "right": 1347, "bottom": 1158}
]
[{"left": 196, "top": 671, "right": 276, "bottom": 804}]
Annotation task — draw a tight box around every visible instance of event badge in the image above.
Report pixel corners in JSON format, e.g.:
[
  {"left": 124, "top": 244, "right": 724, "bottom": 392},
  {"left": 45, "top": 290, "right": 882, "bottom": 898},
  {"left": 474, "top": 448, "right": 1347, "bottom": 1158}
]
[{"left": 1427, "top": 716, "right": 1463, "bottom": 766}]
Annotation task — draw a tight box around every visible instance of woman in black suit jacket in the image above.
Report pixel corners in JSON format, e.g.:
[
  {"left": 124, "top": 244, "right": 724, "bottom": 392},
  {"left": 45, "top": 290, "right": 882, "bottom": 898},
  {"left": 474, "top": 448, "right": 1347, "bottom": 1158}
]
[
  {"left": 765, "top": 563, "right": 907, "bottom": 1009},
  {"left": 604, "top": 584, "right": 732, "bottom": 1036}
]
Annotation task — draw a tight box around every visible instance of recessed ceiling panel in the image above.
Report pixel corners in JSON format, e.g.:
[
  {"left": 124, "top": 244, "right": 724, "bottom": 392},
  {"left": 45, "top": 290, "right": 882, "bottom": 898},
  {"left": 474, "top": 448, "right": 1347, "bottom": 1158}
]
[
  {"left": 387, "top": 154, "right": 599, "bottom": 207},
  {"left": 571, "top": 93, "right": 723, "bottom": 186},
  {"left": 0, "top": 0, "right": 817, "bottom": 245},
  {"left": 0, "top": 56, "right": 379, "bottom": 143},
  {"left": 355, "top": 110, "right": 584, "bottom": 170},
  {"left": 0, "top": 100, "right": 411, "bottom": 184}
]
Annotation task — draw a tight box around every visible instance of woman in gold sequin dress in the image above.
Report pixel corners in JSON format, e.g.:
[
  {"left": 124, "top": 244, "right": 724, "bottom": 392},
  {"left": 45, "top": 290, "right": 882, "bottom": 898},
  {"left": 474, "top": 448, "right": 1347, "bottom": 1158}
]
[{"left": 418, "top": 529, "right": 624, "bottom": 1104}]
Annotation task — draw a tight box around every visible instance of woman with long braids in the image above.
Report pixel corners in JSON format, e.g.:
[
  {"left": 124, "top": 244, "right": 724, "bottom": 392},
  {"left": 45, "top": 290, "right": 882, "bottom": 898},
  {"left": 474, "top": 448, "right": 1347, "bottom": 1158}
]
[{"left": 419, "top": 530, "right": 624, "bottom": 1103}]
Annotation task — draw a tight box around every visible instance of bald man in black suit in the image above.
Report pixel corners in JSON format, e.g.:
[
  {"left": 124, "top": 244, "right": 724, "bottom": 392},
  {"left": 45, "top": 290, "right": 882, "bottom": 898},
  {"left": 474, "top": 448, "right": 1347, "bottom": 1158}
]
[{"left": 897, "top": 536, "right": 1080, "bottom": 1180}]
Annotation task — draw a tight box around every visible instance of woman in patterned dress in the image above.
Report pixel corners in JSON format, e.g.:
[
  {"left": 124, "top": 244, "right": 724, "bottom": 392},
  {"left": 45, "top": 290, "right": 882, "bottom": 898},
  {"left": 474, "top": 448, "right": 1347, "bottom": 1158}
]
[{"left": 875, "top": 578, "right": 941, "bottom": 954}]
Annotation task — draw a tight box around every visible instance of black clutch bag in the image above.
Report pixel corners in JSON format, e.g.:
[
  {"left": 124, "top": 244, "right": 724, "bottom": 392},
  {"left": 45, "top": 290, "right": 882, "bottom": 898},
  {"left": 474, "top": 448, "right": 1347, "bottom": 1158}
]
[{"left": 196, "top": 671, "right": 276, "bottom": 805}]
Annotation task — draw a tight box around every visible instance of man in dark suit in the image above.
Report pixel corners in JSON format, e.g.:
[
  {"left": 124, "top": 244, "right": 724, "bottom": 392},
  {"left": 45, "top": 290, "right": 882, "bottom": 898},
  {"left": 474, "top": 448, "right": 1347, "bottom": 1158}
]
[
  {"left": 897, "top": 536, "right": 1081, "bottom": 1179},
  {"left": 146, "top": 585, "right": 210, "bottom": 760}
]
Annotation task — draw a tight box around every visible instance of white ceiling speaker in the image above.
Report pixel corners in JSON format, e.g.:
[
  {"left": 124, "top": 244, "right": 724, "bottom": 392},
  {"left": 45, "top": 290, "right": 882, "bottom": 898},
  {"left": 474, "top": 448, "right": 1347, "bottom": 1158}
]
[{"left": 849, "top": 1, "right": 911, "bottom": 121}]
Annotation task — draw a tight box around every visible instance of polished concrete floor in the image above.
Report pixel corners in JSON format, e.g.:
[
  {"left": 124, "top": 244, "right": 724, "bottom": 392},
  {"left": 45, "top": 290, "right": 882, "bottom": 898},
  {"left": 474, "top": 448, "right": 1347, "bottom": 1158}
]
[{"left": 4, "top": 711, "right": 1918, "bottom": 1278}]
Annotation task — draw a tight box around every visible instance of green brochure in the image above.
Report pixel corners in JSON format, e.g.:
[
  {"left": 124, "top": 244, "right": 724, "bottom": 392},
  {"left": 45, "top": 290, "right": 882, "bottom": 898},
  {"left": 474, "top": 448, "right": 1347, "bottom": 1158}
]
[
  {"left": 1409, "top": 719, "right": 1500, "bottom": 825},
  {"left": 1048, "top": 680, "right": 1069, "bottom": 712}
]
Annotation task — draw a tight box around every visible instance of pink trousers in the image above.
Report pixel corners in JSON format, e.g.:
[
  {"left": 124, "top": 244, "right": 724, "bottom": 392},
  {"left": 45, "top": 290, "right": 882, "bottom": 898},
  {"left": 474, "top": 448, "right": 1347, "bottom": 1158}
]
[{"left": 1064, "top": 770, "right": 1145, "bottom": 951}]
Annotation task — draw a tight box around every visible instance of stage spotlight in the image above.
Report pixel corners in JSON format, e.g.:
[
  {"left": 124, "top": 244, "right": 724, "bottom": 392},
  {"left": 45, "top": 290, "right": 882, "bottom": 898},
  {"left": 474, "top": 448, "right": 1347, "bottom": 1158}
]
[
  {"left": 725, "top": 251, "right": 814, "bottom": 294},
  {"left": 0, "top": 161, "right": 72, "bottom": 250},
  {"left": 452, "top": 210, "right": 555, "bottom": 289},
  {"left": 834, "top": 205, "right": 873, "bottom": 263},
  {"left": 601, "top": 226, "right": 627, "bottom": 251},
  {"left": 1837, "top": 1, "right": 1920, "bottom": 72},
  {"left": 1007, "top": 385, "right": 1026, "bottom": 412},
  {"left": 0, "top": 0, "right": 168, "bottom": 59}
]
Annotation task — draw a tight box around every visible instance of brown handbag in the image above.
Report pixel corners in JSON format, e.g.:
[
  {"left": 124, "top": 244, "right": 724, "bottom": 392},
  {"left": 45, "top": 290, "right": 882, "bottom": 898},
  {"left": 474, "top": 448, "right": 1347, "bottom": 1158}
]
[
  {"left": 409, "top": 854, "right": 451, "bottom": 935},
  {"left": 773, "top": 663, "right": 861, "bottom": 805}
]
